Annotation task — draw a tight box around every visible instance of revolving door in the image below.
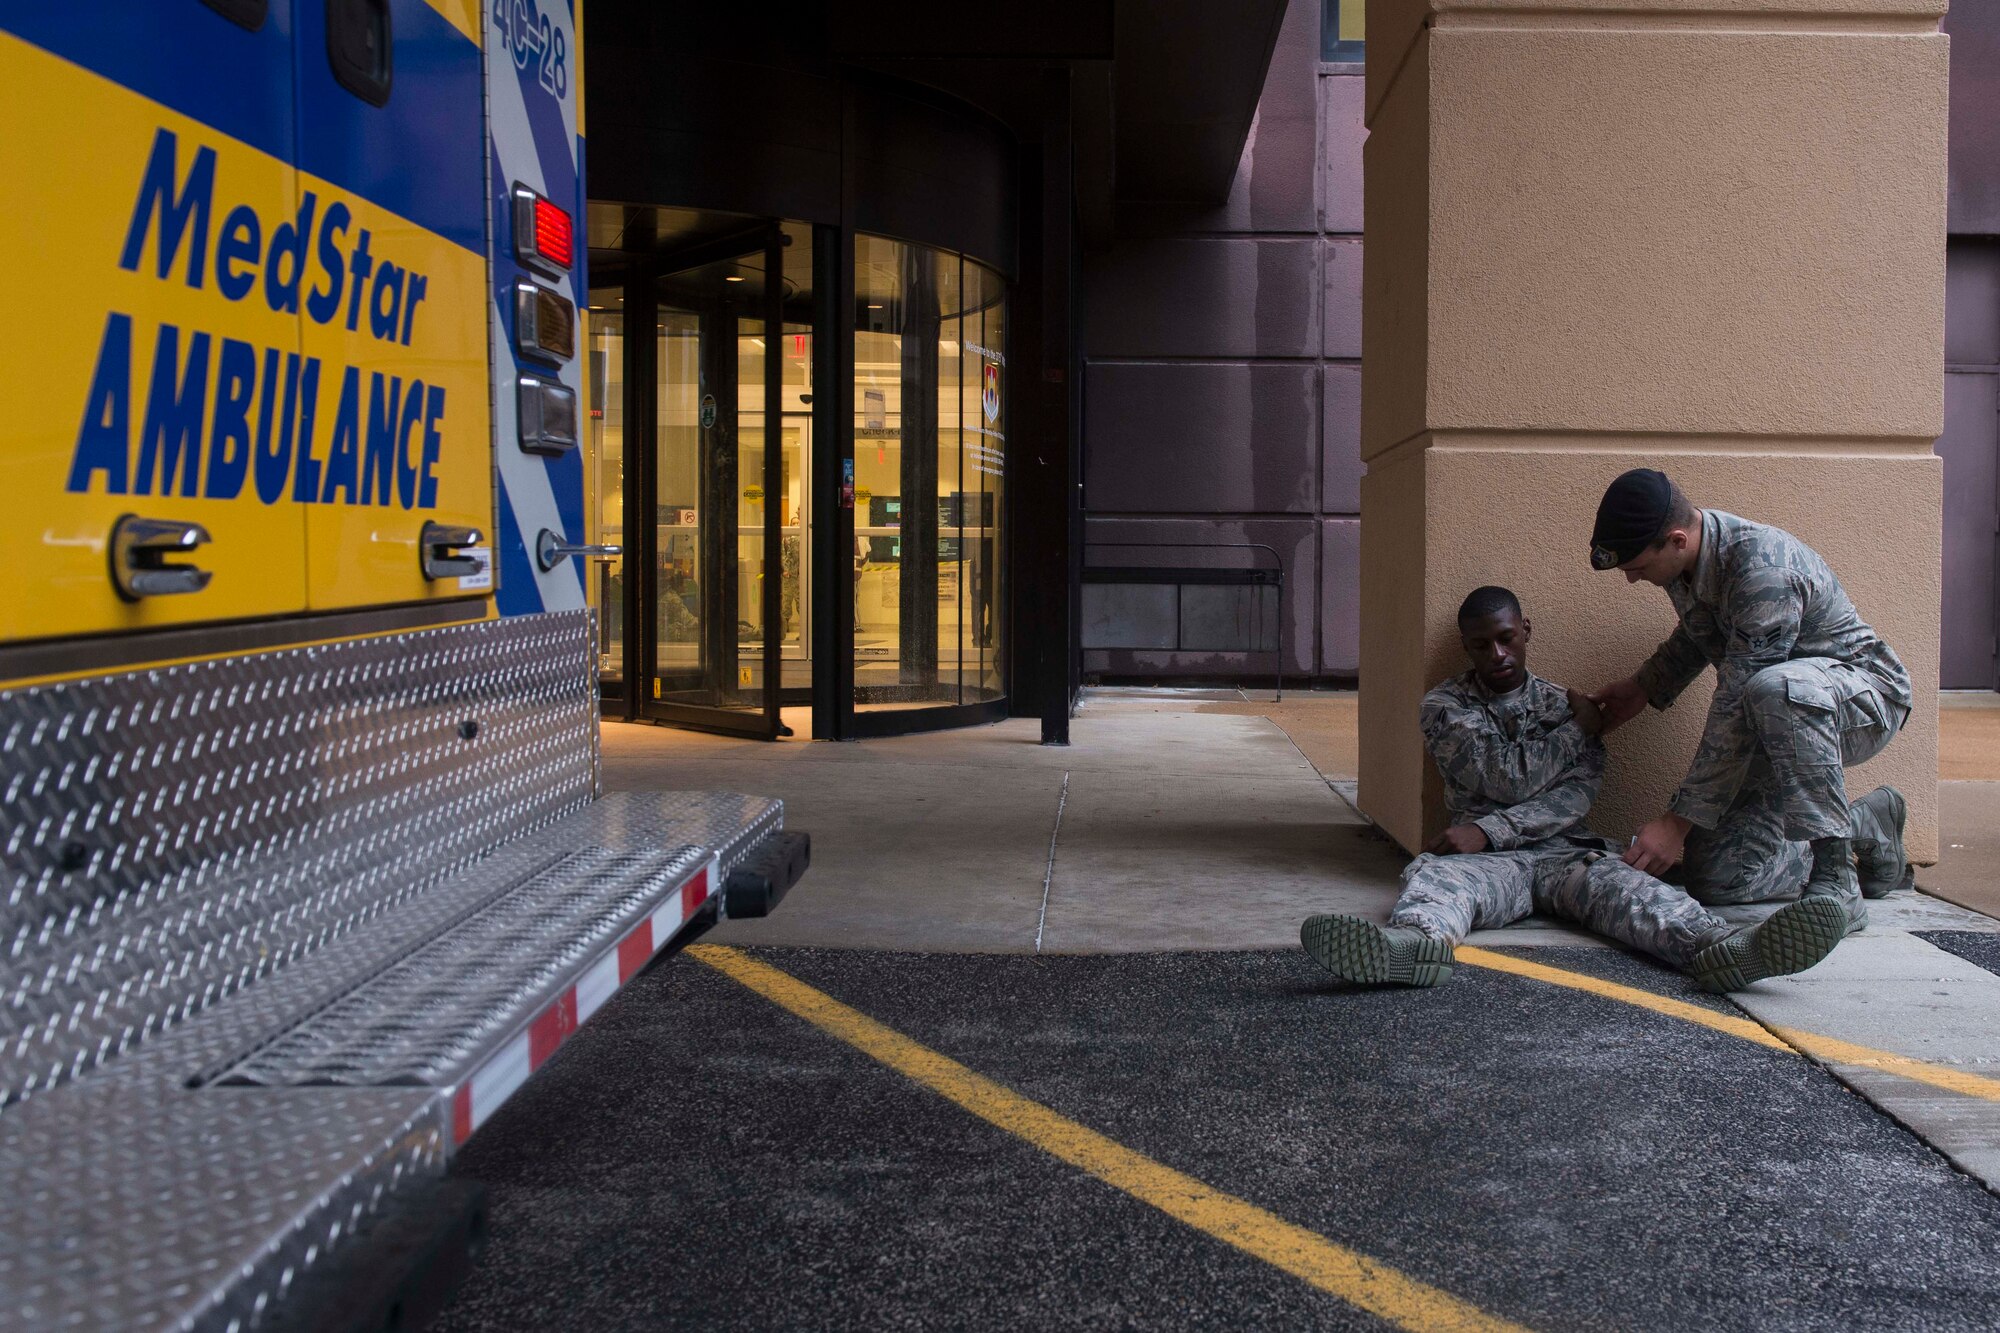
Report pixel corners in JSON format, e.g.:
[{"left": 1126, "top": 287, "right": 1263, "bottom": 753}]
[{"left": 586, "top": 207, "right": 1006, "bottom": 739}]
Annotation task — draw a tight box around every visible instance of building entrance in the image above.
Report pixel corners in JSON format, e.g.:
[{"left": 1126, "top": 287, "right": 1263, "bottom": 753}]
[
  {"left": 586, "top": 207, "right": 1007, "bottom": 738},
  {"left": 588, "top": 212, "right": 813, "bottom": 737}
]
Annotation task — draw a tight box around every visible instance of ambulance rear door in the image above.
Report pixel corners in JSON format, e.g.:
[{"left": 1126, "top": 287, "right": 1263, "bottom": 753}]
[
  {"left": 295, "top": 0, "right": 496, "bottom": 611},
  {"left": 0, "top": 4, "right": 309, "bottom": 641}
]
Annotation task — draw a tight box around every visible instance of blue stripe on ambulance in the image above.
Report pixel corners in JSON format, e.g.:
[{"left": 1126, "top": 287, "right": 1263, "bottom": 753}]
[
  {"left": 2, "top": 5, "right": 297, "bottom": 180},
  {"left": 293, "top": 0, "right": 485, "bottom": 254},
  {"left": 487, "top": 0, "right": 587, "bottom": 618},
  {"left": 4, "top": 1, "right": 483, "bottom": 256},
  {"left": 494, "top": 477, "right": 542, "bottom": 613},
  {"left": 502, "top": 9, "right": 587, "bottom": 547}
]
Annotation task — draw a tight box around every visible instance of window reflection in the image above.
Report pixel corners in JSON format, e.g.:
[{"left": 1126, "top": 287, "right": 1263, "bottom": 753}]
[
  {"left": 1321, "top": 0, "right": 1364, "bottom": 61},
  {"left": 586, "top": 291, "right": 626, "bottom": 692}
]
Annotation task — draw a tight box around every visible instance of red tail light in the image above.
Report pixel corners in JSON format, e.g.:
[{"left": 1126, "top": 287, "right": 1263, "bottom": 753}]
[
  {"left": 534, "top": 198, "right": 573, "bottom": 269},
  {"left": 512, "top": 185, "right": 573, "bottom": 273}
]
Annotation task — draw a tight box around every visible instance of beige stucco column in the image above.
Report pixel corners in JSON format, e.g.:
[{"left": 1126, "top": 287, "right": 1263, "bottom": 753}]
[{"left": 1359, "top": 0, "right": 1948, "bottom": 861}]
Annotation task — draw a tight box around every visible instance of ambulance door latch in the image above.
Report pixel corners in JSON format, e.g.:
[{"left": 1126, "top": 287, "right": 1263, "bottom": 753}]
[
  {"left": 535, "top": 528, "right": 623, "bottom": 573},
  {"left": 420, "top": 522, "right": 485, "bottom": 581},
  {"left": 110, "top": 515, "right": 213, "bottom": 601}
]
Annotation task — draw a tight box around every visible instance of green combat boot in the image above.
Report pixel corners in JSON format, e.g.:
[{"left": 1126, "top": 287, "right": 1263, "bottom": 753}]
[
  {"left": 1806, "top": 835, "right": 1867, "bottom": 935},
  {"left": 1849, "top": 785, "right": 1913, "bottom": 900},
  {"left": 1301, "top": 914, "right": 1454, "bottom": 987},
  {"left": 1690, "top": 895, "right": 1847, "bottom": 994}
]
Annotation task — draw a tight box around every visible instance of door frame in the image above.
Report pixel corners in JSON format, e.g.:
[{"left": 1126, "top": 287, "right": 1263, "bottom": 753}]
[
  {"left": 614, "top": 230, "right": 786, "bottom": 739},
  {"left": 591, "top": 211, "right": 1016, "bottom": 740},
  {"left": 811, "top": 214, "right": 1011, "bottom": 741}
]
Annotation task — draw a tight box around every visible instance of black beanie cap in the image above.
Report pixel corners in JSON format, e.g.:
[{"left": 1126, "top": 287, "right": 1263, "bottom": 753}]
[{"left": 1590, "top": 469, "right": 1673, "bottom": 571}]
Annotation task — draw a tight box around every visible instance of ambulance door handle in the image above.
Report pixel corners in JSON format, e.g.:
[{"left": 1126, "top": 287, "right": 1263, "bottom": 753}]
[
  {"left": 535, "top": 528, "right": 623, "bottom": 573},
  {"left": 110, "top": 515, "right": 213, "bottom": 601},
  {"left": 419, "top": 522, "right": 485, "bottom": 581}
]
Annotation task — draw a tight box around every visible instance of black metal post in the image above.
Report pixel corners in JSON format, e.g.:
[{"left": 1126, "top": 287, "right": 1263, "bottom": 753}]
[
  {"left": 1045, "top": 68, "right": 1078, "bottom": 743},
  {"left": 762, "top": 228, "right": 784, "bottom": 733},
  {"left": 699, "top": 303, "right": 738, "bottom": 705},
  {"left": 898, "top": 244, "right": 941, "bottom": 697},
  {"left": 810, "top": 221, "right": 847, "bottom": 740}
]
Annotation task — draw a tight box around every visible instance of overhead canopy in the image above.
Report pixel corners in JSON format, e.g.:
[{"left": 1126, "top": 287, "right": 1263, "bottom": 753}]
[{"left": 829, "top": 0, "right": 1287, "bottom": 244}]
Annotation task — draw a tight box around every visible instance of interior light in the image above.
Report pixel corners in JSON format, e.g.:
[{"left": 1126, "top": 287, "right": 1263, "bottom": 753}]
[{"left": 724, "top": 275, "right": 746, "bottom": 283}]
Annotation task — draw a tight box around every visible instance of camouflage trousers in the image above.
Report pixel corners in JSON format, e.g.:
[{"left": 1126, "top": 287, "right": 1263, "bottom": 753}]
[
  {"left": 1389, "top": 842, "right": 1730, "bottom": 970},
  {"left": 1681, "top": 658, "right": 1905, "bottom": 911}
]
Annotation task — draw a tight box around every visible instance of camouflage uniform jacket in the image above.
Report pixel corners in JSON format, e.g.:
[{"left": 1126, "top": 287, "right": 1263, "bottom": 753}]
[
  {"left": 1634, "top": 508, "right": 1913, "bottom": 829},
  {"left": 1421, "top": 670, "right": 1607, "bottom": 852}
]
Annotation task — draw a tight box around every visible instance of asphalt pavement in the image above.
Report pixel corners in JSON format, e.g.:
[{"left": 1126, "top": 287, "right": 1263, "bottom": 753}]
[
  {"left": 1922, "top": 930, "right": 2000, "bottom": 980},
  {"left": 435, "top": 945, "right": 2000, "bottom": 1332},
  {"left": 429, "top": 695, "right": 2000, "bottom": 1330}
]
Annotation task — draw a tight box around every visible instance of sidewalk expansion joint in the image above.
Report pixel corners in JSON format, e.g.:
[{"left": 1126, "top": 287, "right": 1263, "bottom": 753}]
[{"left": 1035, "top": 771, "right": 1070, "bottom": 955}]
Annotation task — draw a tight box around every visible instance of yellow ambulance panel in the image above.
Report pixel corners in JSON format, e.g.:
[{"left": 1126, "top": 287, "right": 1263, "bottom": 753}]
[
  {"left": 298, "top": 175, "right": 494, "bottom": 609},
  {"left": 1, "top": 4, "right": 498, "bottom": 643},
  {"left": 0, "top": 30, "right": 308, "bottom": 641},
  {"left": 290, "top": 0, "right": 496, "bottom": 611}
]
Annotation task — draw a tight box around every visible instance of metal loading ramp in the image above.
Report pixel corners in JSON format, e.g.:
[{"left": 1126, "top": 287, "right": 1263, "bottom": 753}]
[{"left": 0, "top": 612, "right": 804, "bottom": 1333}]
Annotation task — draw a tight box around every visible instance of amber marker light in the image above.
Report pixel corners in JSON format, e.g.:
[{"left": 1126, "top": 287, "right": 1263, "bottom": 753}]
[{"left": 515, "top": 282, "right": 576, "bottom": 363}]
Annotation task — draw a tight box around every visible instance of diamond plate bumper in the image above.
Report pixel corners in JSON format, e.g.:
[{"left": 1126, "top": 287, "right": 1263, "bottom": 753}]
[{"left": 0, "top": 612, "right": 799, "bottom": 1332}]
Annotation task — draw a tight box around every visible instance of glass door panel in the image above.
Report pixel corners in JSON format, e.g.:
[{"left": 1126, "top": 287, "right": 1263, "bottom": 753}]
[
  {"left": 586, "top": 288, "right": 627, "bottom": 703},
  {"left": 642, "top": 238, "right": 782, "bottom": 736},
  {"left": 653, "top": 307, "right": 704, "bottom": 700},
  {"left": 961, "top": 258, "right": 1006, "bottom": 703},
  {"left": 737, "top": 317, "right": 770, "bottom": 693},
  {"left": 778, "top": 315, "right": 813, "bottom": 693},
  {"left": 850, "top": 234, "right": 1007, "bottom": 715}
]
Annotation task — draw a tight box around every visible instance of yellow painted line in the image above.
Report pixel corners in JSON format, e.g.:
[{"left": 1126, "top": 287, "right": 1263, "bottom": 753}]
[
  {"left": 1453, "top": 947, "right": 1791, "bottom": 1050},
  {"left": 1768, "top": 1026, "right": 2000, "bottom": 1104},
  {"left": 1455, "top": 946, "right": 2000, "bottom": 1104},
  {"left": 690, "top": 944, "right": 1531, "bottom": 1333}
]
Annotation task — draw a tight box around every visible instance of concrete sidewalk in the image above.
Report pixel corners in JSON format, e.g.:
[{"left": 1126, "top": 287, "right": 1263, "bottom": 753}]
[
  {"left": 604, "top": 687, "right": 2000, "bottom": 953},
  {"left": 602, "top": 696, "right": 1409, "bottom": 954},
  {"left": 606, "top": 686, "right": 2000, "bottom": 1193}
]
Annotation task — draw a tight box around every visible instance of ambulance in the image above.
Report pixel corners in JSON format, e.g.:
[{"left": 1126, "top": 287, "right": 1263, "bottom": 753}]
[
  {"left": 0, "top": 6, "right": 805, "bottom": 1328},
  {"left": 1, "top": 0, "right": 593, "bottom": 648}
]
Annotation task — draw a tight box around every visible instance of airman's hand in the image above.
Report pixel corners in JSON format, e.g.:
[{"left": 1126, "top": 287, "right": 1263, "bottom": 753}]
[
  {"left": 1622, "top": 812, "right": 1692, "bottom": 876},
  {"left": 1565, "top": 687, "right": 1605, "bottom": 738},
  {"left": 1588, "top": 675, "right": 1649, "bottom": 734},
  {"left": 1424, "top": 824, "right": 1490, "bottom": 857}
]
